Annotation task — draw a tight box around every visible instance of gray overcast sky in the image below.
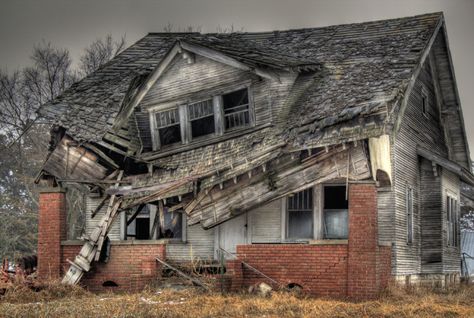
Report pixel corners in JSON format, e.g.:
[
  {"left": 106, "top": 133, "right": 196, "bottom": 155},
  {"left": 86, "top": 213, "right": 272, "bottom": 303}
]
[{"left": 1, "top": 0, "right": 474, "bottom": 151}]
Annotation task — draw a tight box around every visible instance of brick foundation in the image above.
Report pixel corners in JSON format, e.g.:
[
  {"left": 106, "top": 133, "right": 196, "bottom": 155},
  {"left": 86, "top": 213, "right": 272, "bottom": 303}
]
[
  {"left": 61, "top": 242, "right": 166, "bottom": 292},
  {"left": 38, "top": 188, "right": 67, "bottom": 280}
]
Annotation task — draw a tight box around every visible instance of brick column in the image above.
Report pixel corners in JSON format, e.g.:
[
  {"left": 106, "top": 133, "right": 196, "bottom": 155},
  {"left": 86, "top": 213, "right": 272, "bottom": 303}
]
[
  {"left": 347, "top": 183, "right": 378, "bottom": 299},
  {"left": 38, "top": 187, "right": 67, "bottom": 280}
]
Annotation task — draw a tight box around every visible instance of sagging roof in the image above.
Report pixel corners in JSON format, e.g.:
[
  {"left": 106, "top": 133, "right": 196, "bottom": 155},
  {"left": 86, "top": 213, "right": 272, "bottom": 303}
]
[{"left": 38, "top": 12, "right": 443, "bottom": 147}]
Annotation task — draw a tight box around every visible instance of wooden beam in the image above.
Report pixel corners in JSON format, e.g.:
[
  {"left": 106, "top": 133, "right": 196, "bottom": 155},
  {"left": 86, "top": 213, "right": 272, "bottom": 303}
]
[{"left": 156, "top": 257, "right": 210, "bottom": 290}]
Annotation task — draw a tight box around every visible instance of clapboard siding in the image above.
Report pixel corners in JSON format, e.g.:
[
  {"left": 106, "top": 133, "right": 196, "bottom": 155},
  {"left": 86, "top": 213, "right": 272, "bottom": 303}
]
[
  {"left": 85, "top": 195, "right": 121, "bottom": 241},
  {"left": 441, "top": 168, "right": 461, "bottom": 272},
  {"left": 432, "top": 32, "right": 470, "bottom": 168},
  {"left": 377, "top": 187, "right": 394, "bottom": 246},
  {"left": 250, "top": 199, "right": 282, "bottom": 243},
  {"left": 392, "top": 53, "right": 448, "bottom": 276},
  {"left": 419, "top": 158, "right": 443, "bottom": 273},
  {"left": 166, "top": 224, "right": 215, "bottom": 262}
]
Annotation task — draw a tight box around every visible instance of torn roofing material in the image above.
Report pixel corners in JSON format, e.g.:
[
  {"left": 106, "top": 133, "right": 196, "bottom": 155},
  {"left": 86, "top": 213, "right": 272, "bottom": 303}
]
[{"left": 38, "top": 13, "right": 443, "bottom": 147}]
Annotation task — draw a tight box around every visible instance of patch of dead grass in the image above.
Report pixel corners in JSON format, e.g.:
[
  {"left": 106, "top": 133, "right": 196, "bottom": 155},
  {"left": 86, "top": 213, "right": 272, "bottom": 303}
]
[{"left": 1, "top": 282, "right": 474, "bottom": 317}]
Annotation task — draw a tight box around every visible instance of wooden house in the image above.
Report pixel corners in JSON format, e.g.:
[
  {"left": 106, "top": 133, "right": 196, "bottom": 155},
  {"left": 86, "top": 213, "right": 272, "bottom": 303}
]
[{"left": 35, "top": 12, "right": 472, "bottom": 298}]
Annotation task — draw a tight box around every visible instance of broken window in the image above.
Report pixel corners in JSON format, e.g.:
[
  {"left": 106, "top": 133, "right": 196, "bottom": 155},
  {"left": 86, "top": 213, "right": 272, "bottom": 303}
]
[
  {"left": 406, "top": 186, "right": 414, "bottom": 244},
  {"left": 323, "top": 186, "right": 348, "bottom": 239},
  {"left": 447, "top": 196, "right": 459, "bottom": 247},
  {"left": 223, "top": 88, "right": 250, "bottom": 130},
  {"left": 127, "top": 205, "right": 151, "bottom": 240},
  {"left": 158, "top": 207, "right": 183, "bottom": 240},
  {"left": 154, "top": 108, "right": 181, "bottom": 147},
  {"left": 287, "top": 188, "right": 313, "bottom": 239},
  {"left": 188, "top": 99, "right": 215, "bottom": 138}
]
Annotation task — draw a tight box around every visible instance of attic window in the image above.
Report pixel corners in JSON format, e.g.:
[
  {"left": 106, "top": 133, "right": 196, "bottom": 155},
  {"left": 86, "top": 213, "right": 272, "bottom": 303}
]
[
  {"left": 188, "top": 99, "right": 215, "bottom": 138},
  {"left": 154, "top": 108, "right": 181, "bottom": 148},
  {"left": 421, "top": 86, "right": 428, "bottom": 117},
  {"left": 223, "top": 88, "right": 250, "bottom": 130}
]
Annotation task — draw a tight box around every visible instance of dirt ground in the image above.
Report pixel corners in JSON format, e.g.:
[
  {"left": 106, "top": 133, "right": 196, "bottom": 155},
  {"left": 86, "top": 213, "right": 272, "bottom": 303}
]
[{"left": 1, "top": 282, "right": 474, "bottom": 318}]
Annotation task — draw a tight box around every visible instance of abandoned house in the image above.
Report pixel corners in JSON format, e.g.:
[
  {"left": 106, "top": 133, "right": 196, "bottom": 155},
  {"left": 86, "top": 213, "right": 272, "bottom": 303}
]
[{"left": 34, "top": 12, "right": 472, "bottom": 298}]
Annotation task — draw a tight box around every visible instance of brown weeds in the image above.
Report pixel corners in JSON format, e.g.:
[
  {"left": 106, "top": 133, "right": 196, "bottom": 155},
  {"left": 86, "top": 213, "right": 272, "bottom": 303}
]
[{"left": 1, "top": 282, "right": 473, "bottom": 317}]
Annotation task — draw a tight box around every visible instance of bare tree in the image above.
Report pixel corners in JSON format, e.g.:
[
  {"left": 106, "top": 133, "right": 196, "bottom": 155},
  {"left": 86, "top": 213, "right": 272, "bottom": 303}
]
[{"left": 79, "top": 34, "right": 126, "bottom": 77}]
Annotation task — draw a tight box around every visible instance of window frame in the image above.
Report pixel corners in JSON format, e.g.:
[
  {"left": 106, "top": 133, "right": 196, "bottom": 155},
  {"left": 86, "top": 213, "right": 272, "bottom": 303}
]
[
  {"left": 149, "top": 106, "right": 183, "bottom": 150},
  {"left": 148, "top": 83, "right": 255, "bottom": 152},
  {"left": 446, "top": 194, "right": 459, "bottom": 247},
  {"left": 285, "top": 188, "right": 314, "bottom": 240},
  {"left": 281, "top": 184, "right": 349, "bottom": 242},
  {"left": 121, "top": 203, "right": 187, "bottom": 242},
  {"left": 321, "top": 184, "right": 349, "bottom": 240}
]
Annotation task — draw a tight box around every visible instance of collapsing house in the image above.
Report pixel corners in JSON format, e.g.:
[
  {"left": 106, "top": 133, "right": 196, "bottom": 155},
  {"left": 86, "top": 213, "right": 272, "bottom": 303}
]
[{"left": 35, "top": 12, "right": 472, "bottom": 298}]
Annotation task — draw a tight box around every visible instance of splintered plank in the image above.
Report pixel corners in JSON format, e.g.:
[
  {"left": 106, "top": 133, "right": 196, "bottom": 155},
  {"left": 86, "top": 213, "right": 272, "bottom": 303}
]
[{"left": 155, "top": 257, "right": 210, "bottom": 290}]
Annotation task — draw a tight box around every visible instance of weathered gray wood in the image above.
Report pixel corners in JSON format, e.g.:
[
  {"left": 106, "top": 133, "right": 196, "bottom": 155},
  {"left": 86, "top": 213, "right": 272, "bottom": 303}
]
[{"left": 155, "top": 257, "right": 210, "bottom": 290}]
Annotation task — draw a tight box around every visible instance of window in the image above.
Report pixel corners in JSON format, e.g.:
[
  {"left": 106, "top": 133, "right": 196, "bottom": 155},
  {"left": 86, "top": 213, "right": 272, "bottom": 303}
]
[
  {"left": 223, "top": 88, "right": 250, "bottom": 130},
  {"left": 188, "top": 99, "right": 215, "bottom": 138},
  {"left": 421, "top": 86, "right": 428, "bottom": 117},
  {"left": 158, "top": 204, "right": 184, "bottom": 240},
  {"left": 154, "top": 108, "right": 181, "bottom": 147},
  {"left": 149, "top": 86, "right": 253, "bottom": 151},
  {"left": 406, "top": 186, "right": 414, "bottom": 244},
  {"left": 323, "top": 186, "right": 348, "bottom": 239},
  {"left": 127, "top": 205, "right": 151, "bottom": 240},
  {"left": 287, "top": 188, "right": 313, "bottom": 239},
  {"left": 447, "top": 196, "right": 459, "bottom": 247}
]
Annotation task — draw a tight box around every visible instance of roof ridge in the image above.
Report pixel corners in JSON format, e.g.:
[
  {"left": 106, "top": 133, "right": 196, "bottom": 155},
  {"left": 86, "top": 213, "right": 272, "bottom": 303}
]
[{"left": 145, "top": 12, "right": 443, "bottom": 37}]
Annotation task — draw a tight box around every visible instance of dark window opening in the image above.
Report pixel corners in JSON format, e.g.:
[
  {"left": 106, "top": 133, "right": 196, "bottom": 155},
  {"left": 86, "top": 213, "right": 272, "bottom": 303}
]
[
  {"left": 287, "top": 188, "right": 313, "bottom": 239},
  {"left": 159, "top": 125, "right": 181, "bottom": 146},
  {"left": 102, "top": 281, "right": 118, "bottom": 287},
  {"left": 127, "top": 205, "right": 151, "bottom": 240},
  {"left": 155, "top": 108, "right": 181, "bottom": 147},
  {"left": 188, "top": 99, "right": 215, "bottom": 138},
  {"left": 136, "top": 218, "right": 150, "bottom": 240},
  {"left": 158, "top": 206, "right": 183, "bottom": 240},
  {"left": 323, "top": 186, "right": 348, "bottom": 239},
  {"left": 223, "top": 88, "right": 250, "bottom": 130}
]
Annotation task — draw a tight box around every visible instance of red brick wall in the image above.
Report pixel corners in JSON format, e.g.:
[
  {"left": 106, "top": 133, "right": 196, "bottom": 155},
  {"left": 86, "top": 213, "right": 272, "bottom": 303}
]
[
  {"left": 235, "top": 244, "right": 348, "bottom": 297},
  {"left": 38, "top": 189, "right": 67, "bottom": 280},
  {"left": 61, "top": 243, "right": 166, "bottom": 292},
  {"left": 347, "top": 183, "right": 379, "bottom": 299}
]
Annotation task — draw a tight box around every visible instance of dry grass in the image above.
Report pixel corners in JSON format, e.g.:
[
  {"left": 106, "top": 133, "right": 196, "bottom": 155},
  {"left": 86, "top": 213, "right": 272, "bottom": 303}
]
[{"left": 1, "top": 282, "right": 474, "bottom": 318}]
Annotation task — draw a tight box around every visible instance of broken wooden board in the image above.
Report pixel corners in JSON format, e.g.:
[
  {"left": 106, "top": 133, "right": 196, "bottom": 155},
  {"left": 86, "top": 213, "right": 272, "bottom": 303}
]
[
  {"left": 42, "top": 136, "right": 108, "bottom": 181},
  {"left": 188, "top": 143, "right": 371, "bottom": 228}
]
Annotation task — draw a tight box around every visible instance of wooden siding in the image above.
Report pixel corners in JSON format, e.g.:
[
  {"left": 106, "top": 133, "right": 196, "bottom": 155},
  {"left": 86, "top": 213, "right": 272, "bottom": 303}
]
[
  {"left": 419, "top": 157, "right": 443, "bottom": 274},
  {"left": 431, "top": 31, "right": 470, "bottom": 168},
  {"left": 249, "top": 199, "right": 282, "bottom": 243},
  {"left": 166, "top": 224, "right": 215, "bottom": 262},
  {"left": 377, "top": 187, "right": 394, "bottom": 246},
  {"left": 85, "top": 195, "right": 121, "bottom": 241},
  {"left": 441, "top": 168, "right": 461, "bottom": 272},
  {"left": 392, "top": 53, "right": 448, "bottom": 276}
]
